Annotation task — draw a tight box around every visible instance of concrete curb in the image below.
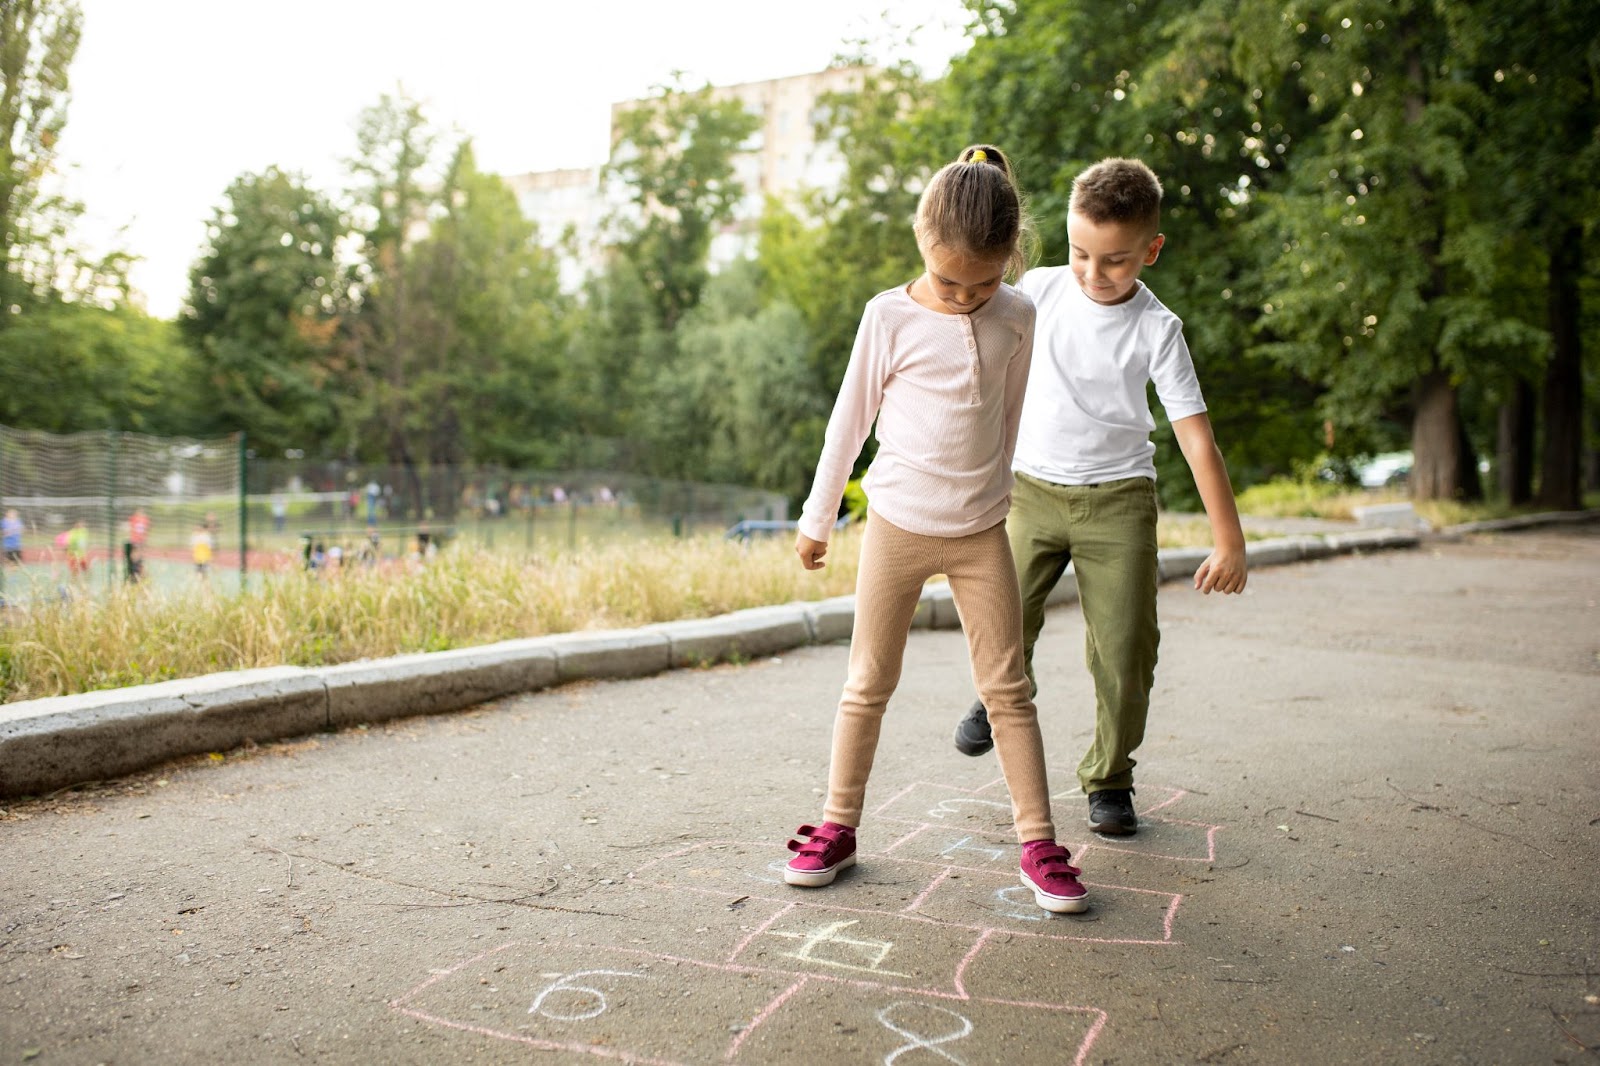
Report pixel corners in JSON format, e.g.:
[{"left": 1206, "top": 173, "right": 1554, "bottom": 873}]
[
  {"left": 4, "top": 512, "right": 1587, "bottom": 800},
  {"left": 1432, "top": 508, "right": 1600, "bottom": 538}
]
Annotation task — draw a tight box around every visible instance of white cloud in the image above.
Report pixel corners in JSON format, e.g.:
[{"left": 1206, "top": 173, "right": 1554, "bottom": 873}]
[{"left": 54, "top": 0, "right": 971, "bottom": 317}]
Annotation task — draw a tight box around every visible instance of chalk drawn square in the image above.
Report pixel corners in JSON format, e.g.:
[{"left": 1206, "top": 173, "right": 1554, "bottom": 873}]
[
  {"left": 732, "top": 903, "right": 985, "bottom": 995},
  {"left": 956, "top": 925, "right": 1179, "bottom": 1009},
  {"left": 391, "top": 941, "right": 795, "bottom": 1065},
  {"left": 629, "top": 839, "right": 956, "bottom": 922},
  {"left": 729, "top": 978, "right": 1105, "bottom": 1066},
  {"left": 905, "top": 865, "right": 1183, "bottom": 945},
  {"left": 873, "top": 781, "right": 1224, "bottom": 862},
  {"left": 1076, "top": 815, "right": 1223, "bottom": 864},
  {"left": 880, "top": 823, "right": 1021, "bottom": 870},
  {"left": 870, "top": 781, "right": 1023, "bottom": 834}
]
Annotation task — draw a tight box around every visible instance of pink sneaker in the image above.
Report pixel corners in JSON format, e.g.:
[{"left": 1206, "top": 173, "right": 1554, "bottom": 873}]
[
  {"left": 784, "top": 822, "right": 856, "bottom": 887},
  {"left": 1020, "top": 840, "right": 1089, "bottom": 913}
]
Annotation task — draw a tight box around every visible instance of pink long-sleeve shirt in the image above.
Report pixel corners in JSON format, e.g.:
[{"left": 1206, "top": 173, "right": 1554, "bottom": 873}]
[{"left": 798, "top": 282, "right": 1036, "bottom": 542}]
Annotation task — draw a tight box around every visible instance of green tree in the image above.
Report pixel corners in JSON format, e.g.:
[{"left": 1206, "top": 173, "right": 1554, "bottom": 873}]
[
  {"left": 1468, "top": 1, "right": 1598, "bottom": 508},
  {"left": 407, "top": 142, "right": 574, "bottom": 469},
  {"left": 0, "top": 0, "right": 183, "bottom": 435},
  {"left": 646, "top": 261, "right": 825, "bottom": 495},
  {"left": 340, "top": 92, "right": 443, "bottom": 469},
  {"left": 1227, "top": 0, "right": 1574, "bottom": 501},
  {"left": 933, "top": 0, "right": 1325, "bottom": 502},
  {"left": 562, "top": 254, "right": 670, "bottom": 469},
  {"left": 180, "top": 167, "right": 346, "bottom": 457},
  {"left": 0, "top": 301, "right": 195, "bottom": 432},
  {"left": 604, "top": 77, "right": 761, "bottom": 331},
  {"left": 1, "top": 0, "right": 77, "bottom": 309}
]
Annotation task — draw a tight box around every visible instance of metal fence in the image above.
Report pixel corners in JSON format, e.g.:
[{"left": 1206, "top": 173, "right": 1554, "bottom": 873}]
[
  {"left": 0, "top": 425, "right": 245, "bottom": 596},
  {"left": 249, "top": 458, "right": 789, "bottom": 549},
  {"left": 0, "top": 426, "right": 791, "bottom": 598}
]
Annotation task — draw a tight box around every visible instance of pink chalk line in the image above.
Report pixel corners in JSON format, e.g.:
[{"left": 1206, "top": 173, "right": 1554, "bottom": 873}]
[
  {"left": 389, "top": 932, "right": 1111, "bottom": 1063},
  {"left": 724, "top": 900, "right": 798, "bottom": 963},
  {"left": 724, "top": 976, "right": 808, "bottom": 1061},
  {"left": 611, "top": 941, "right": 1113, "bottom": 1062},
  {"left": 869, "top": 775, "right": 1010, "bottom": 818},
  {"left": 389, "top": 941, "right": 686, "bottom": 1066},
  {"left": 903, "top": 866, "right": 955, "bottom": 911},
  {"left": 631, "top": 842, "right": 1185, "bottom": 946}
]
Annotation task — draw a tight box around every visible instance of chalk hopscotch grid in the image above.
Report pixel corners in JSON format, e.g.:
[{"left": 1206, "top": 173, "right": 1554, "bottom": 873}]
[
  {"left": 389, "top": 939, "right": 1110, "bottom": 1066},
  {"left": 388, "top": 784, "right": 1223, "bottom": 1064},
  {"left": 634, "top": 845, "right": 1184, "bottom": 948},
  {"left": 870, "top": 777, "right": 1224, "bottom": 864}
]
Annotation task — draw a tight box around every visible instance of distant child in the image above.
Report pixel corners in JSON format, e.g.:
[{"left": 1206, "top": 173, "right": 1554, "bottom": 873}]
[
  {"left": 951, "top": 158, "right": 1248, "bottom": 837},
  {"left": 191, "top": 521, "right": 214, "bottom": 577},
  {"left": 65, "top": 519, "right": 90, "bottom": 579},
  {"left": 786, "top": 145, "right": 1087, "bottom": 914},
  {"left": 2, "top": 508, "right": 22, "bottom": 565},
  {"left": 123, "top": 540, "right": 144, "bottom": 584},
  {"left": 127, "top": 507, "right": 150, "bottom": 549}
]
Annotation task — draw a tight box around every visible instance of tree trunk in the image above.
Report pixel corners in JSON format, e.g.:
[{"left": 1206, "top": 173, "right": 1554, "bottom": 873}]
[
  {"left": 1455, "top": 414, "right": 1482, "bottom": 501},
  {"left": 1411, "top": 370, "right": 1469, "bottom": 499},
  {"left": 1535, "top": 226, "right": 1583, "bottom": 510},
  {"left": 1497, "top": 378, "right": 1536, "bottom": 505},
  {"left": 1586, "top": 404, "right": 1600, "bottom": 493}
]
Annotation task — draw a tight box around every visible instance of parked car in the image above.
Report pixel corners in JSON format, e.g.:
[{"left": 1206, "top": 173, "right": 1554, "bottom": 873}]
[{"left": 1354, "top": 451, "right": 1413, "bottom": 489}]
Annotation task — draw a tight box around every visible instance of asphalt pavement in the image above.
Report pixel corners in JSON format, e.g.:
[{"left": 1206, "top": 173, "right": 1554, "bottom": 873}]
[{"left": 1, "top": 522, "right": 1597, "bottom": 1065}]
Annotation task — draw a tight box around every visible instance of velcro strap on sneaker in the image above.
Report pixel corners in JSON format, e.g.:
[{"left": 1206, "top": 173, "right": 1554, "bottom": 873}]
[
  {"left": 1035, "top": 854, "right": 1082, "bottom": 878},
  {"left": 787, "top": 824, "right": 845, "bottom": 857}
]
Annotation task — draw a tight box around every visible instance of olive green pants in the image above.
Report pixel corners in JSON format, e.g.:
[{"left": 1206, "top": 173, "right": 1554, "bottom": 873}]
[{"left": 1009, "top": 472, "right": 1161, "bottom": 795}]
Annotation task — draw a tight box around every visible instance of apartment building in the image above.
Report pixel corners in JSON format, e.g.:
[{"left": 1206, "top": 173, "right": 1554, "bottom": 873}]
[{"left": 504, "top": 65, "right": 867, "bottom": 288}]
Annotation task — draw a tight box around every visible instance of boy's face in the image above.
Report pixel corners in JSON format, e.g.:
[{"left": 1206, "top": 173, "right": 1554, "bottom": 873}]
[{"left": 1065, "top": 210, "right": 1164, "bottom": 306}]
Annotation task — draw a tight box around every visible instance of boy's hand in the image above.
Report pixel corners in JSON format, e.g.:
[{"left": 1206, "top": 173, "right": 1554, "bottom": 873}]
[
  {"left": 795, "top": 533, "right": 828, "bottom": 571},
  {"left": 1193, "top": 546, "right": 1247, "bottom": 595}
]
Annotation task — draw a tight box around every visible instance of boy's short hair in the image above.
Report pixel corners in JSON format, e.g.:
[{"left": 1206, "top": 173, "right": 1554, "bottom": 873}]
[{"left": 1069, "top": 158, "right": 1163, "bottom": 232}]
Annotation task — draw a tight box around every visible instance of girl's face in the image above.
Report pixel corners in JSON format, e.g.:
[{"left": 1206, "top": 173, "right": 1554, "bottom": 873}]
[
  {"left": 913, "top": 241, "right": 1008, "bottom": 315},
  {"left": 1066, "top": 210, "right": 1164, "bottom": 306}
]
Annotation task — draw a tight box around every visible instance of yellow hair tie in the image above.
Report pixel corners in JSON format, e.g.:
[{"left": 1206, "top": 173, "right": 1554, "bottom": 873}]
[{"left": 970, "top": 149, "right": 988, "bottom": 163}]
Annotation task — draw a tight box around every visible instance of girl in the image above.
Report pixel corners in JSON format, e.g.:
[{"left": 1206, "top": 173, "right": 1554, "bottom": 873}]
[{"left": 784, "top": 145, "right": 1087, "bottom": 914}]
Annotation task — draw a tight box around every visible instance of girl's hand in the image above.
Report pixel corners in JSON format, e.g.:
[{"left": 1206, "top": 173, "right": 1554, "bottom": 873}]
[{"left": 795, "top": 533, "right": 828, "bottom": 570}]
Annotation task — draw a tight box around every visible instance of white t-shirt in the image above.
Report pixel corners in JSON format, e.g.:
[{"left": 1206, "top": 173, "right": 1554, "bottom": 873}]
[
  {"left": 798, "top": 283, "right": 1035, "bottom": 542},
  {"left": 1013, "top": 268, "right": 1207, "bottom": 485}
]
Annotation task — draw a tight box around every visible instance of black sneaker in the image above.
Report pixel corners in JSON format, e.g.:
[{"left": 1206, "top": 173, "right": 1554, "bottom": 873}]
[
  {"left": 953, "top": 699, "right": 994, "bottom": 756},
  {"left": 1087, "top": 789, "right": 1138, "bottom": 835}
]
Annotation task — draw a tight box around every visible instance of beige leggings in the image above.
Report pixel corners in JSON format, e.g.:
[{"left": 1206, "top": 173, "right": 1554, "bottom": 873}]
[{"left": 823, "top": 511, "right": 1057, "bottom": 844}]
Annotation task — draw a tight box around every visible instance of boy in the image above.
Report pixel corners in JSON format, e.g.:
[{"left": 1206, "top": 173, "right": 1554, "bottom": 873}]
[
  {"left": 191, "top": 520, "right": 214, "bottom": 577},
  {"left": 2, "top": 508, "right": 22, "bottom": 565},
  {"left": 951, "top": 158, "right": 1247, "bottom": 836}
]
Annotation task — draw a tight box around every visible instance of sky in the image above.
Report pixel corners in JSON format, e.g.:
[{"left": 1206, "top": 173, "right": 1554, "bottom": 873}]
[{"left": 55, "top": 1, "right": 974, "bottom": 319}]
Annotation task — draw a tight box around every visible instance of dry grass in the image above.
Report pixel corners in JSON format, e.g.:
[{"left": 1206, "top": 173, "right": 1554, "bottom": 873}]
[
  {"left": 1231, "top": 478, "right": 1552, "bottom": 530},
  {"left": 0, "top": 512, "right": 1291, "bottom": 703},
  {"left": 1, "top": 530, "right": 866, "bottom": 703}
]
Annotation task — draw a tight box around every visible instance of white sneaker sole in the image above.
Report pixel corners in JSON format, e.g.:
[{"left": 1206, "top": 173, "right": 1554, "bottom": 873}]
[
  {"left": 784, "top": 854, "right": 855, "bottom": 887},
  {"left": 1021, "top": 871, "right": 1090, "bottom": 914}
]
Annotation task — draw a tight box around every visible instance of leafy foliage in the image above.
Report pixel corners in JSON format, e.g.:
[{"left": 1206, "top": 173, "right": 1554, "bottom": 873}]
[
  {"left": 0, "top": 0, "right": 192, "bottom": 435},
  {"left": 5, "top": 4, "right": 1593, "bottom": 511},
  {"left": 605, "top": 77, "right": 762, "bottom": 331},
  {"left": 181, "top": 167, "right": 346, "bottom": 456},
  {"left": 0, "top": 300, "right": 194, "bottom": 432},
  {"left": 406, "top": 143, "right": 575, "bottom": 469}
]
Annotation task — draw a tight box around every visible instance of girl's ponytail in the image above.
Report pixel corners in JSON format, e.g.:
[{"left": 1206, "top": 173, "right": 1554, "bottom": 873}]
[{"left": 917, "top": 144, "right": 1036, "bottom": 281}]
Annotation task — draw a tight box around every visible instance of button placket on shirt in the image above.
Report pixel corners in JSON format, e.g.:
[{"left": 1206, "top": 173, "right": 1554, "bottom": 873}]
[{"left": 959, "top": 316, "right": 981, "bottom": 405}]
